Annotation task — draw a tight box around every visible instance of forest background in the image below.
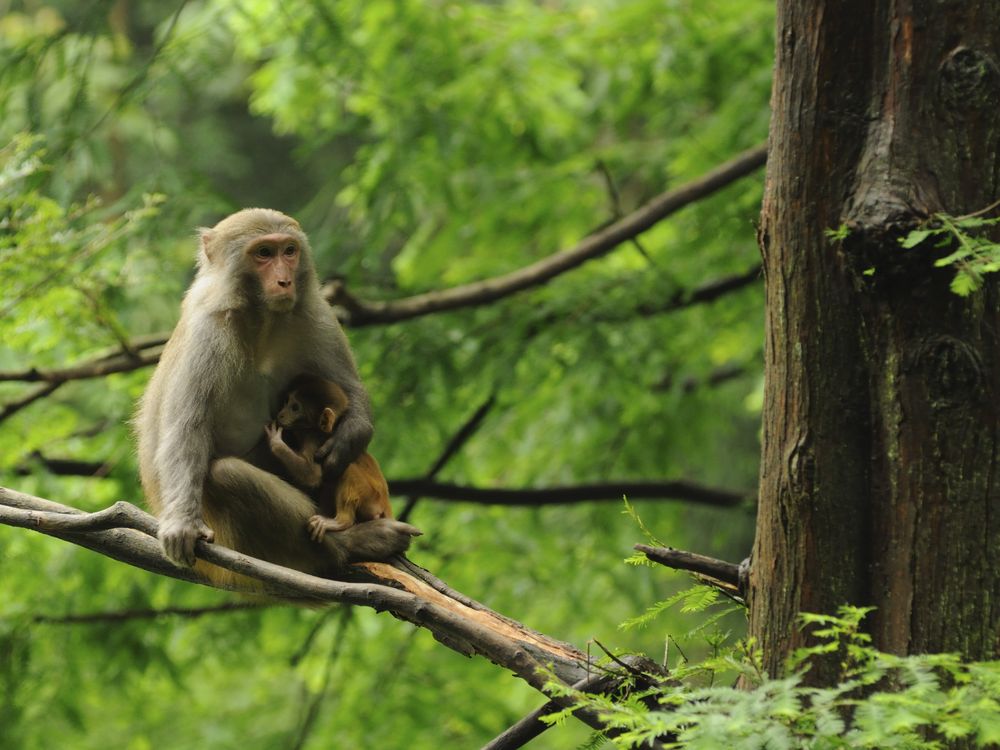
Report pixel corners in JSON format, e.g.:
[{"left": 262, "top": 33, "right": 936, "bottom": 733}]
[{"left": 0, "top": 1, "right": 772, "bottom": 748}]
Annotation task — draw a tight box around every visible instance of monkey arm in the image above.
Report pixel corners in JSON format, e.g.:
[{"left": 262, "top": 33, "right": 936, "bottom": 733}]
[
  {"left": 152, "top": 323, "right": 233, "bottom": 566},
  {"left": 266, "top": 430, "right": 323, "bottom": 489},
  {"left": 311, "top": 325, "right": 374, "bottom": 477},
  {"left": 317, "top": 392, "right": 373, "bottom": 478}
]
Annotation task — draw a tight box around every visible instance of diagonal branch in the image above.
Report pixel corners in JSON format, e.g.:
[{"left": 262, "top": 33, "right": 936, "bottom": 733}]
[
  {"left": 328, "top": 143, "right": 767, "bottom": 326},
  {"left": 0, "top": 145, "right": 765, "bottom": 402},
  {"left": 398, "top": 393, "right": 497, "bottom": 522},
  {"left": 0, "top": 382, "right": 63, "bottom": 421},
  {"left": 0, "top": 486, "right": 662, "bottom": 736}
]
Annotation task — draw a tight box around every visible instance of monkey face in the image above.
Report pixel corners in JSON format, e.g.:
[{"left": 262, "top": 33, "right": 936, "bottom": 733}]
[
  {"left": 275, "top": 392, "right": 313, "bottom": 429},
  {"left": 248, "top": 233, "right": 301, "bottom": 312}
]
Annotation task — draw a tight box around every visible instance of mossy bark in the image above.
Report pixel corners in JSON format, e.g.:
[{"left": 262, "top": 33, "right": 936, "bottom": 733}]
[{"left": 749, "top": 0, "right": 1000, "bottom": 684}]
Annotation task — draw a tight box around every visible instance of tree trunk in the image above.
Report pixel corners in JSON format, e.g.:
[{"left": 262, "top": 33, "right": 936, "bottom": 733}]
[{"left": 750, "top": 0, "right": 1000, "bottom": 683}]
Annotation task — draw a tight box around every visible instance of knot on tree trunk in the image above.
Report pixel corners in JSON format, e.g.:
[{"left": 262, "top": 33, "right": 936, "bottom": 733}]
[{"left": 939, "top": 47, "right": 1000, "bottom": 115}]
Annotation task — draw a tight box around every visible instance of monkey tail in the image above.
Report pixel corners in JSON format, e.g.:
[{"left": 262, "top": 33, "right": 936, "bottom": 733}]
[{"left": 329, "top": 518, "right": 422, "bottom": 566}]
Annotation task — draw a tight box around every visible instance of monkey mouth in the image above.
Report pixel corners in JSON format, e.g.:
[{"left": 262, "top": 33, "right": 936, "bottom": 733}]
[{"left": 265, "top": 293, "right": 297, "bottom": 312}]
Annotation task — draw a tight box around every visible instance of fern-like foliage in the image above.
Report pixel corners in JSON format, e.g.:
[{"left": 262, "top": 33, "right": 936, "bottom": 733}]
[
  {"left": 900, "top": 210, "right": 1000, "bottom": 296},
  {"left": 546, "top": 606, "right": 1000, "bottom": 749}
]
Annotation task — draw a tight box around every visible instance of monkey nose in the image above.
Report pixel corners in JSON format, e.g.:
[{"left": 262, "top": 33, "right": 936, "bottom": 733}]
[{"left": 277, "top": 279, "right": 292, "bottom": 288}]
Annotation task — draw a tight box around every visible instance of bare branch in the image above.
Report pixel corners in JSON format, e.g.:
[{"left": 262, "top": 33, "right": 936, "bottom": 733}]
[
  {"left": 389, "top": 479, "right": 750, "bottom": 508},
  {"left": 481, "top": 672, "right": 616, "bottom": 750},
  {"left": 634, "top": 543, "right": 747, "bottom": 601},
  {"left": 654, "top": 361, "right": 755, "bottom": 393},
  {"left": 0, "top": 344, "right": 164, "bottom": 383},
  {"left": 328, "top": 143, "right": 767, "bottom": 326},
  {"left": 14, "top": 453, "right": 109, "bottom": 478},
  {"left": 0, "top": 486, "right": 642, "bottom": 717}
]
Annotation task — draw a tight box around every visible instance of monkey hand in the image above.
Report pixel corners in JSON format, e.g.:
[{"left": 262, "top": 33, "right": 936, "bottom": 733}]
[
  {"left": 316, "top": 414, "right": 372, "bottom": 478},
  {"left": 158, "top": 515, "right": 215, "bottom": 567},
  {"left": 264, "top": 421, "right": 284, "bottom": 451}
]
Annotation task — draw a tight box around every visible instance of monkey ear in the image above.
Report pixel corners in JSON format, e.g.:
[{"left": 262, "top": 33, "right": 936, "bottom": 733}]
[
  {"left": 319, "top": 408, "right": 337, "bottom": 433},
  {"left": 198, "top": 228, "right": 216, "bottom": 264}
]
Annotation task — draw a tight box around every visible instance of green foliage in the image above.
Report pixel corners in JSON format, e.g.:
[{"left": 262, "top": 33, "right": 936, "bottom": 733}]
[
  {"left": 0, "top": 134, "right": 165, "bottom": 357},
  {"left": 899, "top": 210, "right": 1000, "bottom": 296},
  {"left": 0, "top": 1, "right": 770, "bottom": 747},
  {"left": 550, "top": 606, "right": 1000, "bottom": 749}
]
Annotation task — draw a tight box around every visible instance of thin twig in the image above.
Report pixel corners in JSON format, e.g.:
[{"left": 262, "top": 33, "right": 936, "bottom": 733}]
[
  {"left": 398, "top": 393, "right": 497, "bottom": 523},
  {"left": 0, "top": 382, "right": 64, "bottom": 422}
]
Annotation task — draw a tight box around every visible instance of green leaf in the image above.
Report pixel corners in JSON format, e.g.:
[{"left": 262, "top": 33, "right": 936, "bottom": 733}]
[
  {"left": 950, "top": 271, "right": 980, "bottom": 297},
  {"left": 899, "top": 228, "right": 933, "bottom": 248}
]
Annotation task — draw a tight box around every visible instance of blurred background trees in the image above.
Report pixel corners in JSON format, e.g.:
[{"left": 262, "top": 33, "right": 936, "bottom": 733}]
[{"left": 0, "top": 1, "right": 771, "bottom": 747}]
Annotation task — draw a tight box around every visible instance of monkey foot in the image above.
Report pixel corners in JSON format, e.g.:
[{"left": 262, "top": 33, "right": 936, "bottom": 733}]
[{"left": 308, "top": 514, "right": 353, "bottom": 542}]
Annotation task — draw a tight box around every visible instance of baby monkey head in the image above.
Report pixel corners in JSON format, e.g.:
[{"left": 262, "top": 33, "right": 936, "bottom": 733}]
[{"left": 276, "top": 375, "right": 351, "bottom": 434}]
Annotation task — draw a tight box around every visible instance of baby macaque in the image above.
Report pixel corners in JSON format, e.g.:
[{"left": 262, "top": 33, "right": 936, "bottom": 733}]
[{"left": 266, "top": 374, "right": 395, "bottom": 542}]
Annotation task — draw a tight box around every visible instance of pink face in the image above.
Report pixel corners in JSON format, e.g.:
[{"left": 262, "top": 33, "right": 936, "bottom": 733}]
[{"left": 248, "top": 233, "right": 301, "bottom": 311}]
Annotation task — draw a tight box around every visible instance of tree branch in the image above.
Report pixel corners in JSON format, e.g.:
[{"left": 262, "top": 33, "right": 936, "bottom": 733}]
[
  {"left": 0, "top": 340, "right": 165, "bottom": 383},
  {"left": 9, "top": 456, "right": 753, "bottom": 510},
  {"left": 0, "top": 486, "right": 662, "bottom": 734},
  {"left": 634, "top": 543, "right": 740, "bottom": 584},
  {"left": 481, "top": 671, "right": 621, "bottom": 750},
  {"left": 654, "top": 362, "right": 753, "bottom": 393},
  {"left": 633, "top": 265, "right": 762, "bottom": 318},
  {"left": 0, "top": 145, "right": 765, "bottom": 414},
  {"left": 398, "top": 393, "right": 497, "bottom": 523},
  {"left": 0, "top": 382, "right": 63, "bottom": 421},
  {"left": 327, "top": 143, "right": 767, "bottom": 326},
  {"left": 634, "top": 543, "right": 748, "bottom": 601},
  {"left": 389, "top": 479, "right": 750, "bottom": 508}
]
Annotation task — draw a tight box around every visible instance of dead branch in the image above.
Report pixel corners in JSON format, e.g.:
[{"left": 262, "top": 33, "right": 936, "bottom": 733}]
[
  {"left": 0, "top": 486, "right": 660, "bottom": 735},
  {"left": 634, "top": 543, "right": 741, "bottom": 584},
  {"left": 635, "top": 543, "right": 749, "bottom": 601}
]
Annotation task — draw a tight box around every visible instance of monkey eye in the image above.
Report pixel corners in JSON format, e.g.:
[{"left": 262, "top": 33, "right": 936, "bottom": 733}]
[
  {"left": 291, "top": 403, "right": 300, "bottom": 412},
  {"left": 255, "top": 245, "right": 274, "bottom": 259},
  {"left": 283, "top": 244, "right": 297, "bottom": 257}
]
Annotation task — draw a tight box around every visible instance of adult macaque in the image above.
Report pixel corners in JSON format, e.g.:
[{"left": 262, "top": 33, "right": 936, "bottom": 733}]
[
  {"left": 265, "top": 375, "right": 394, "bottom": 541},
  {"left": 136, "top": 208, "right": 419, "bottom": 587}
]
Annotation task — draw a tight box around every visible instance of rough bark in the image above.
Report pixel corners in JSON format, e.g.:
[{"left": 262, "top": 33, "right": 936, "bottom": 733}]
[{"left": 751, "top": 0, "right": 1000, "bottom": 682}]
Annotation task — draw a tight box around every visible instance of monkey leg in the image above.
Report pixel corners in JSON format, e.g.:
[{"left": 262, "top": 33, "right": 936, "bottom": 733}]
[{"left": 200, "top": 457, "right": 422, "bottom": 588}]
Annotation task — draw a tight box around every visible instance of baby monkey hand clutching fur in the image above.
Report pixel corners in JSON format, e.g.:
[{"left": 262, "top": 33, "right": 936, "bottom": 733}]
[{"left": 266, "top": 375, "right": 397, "bottom": 542}]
